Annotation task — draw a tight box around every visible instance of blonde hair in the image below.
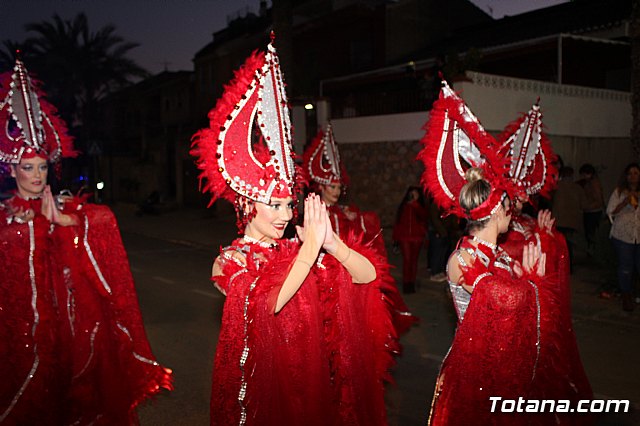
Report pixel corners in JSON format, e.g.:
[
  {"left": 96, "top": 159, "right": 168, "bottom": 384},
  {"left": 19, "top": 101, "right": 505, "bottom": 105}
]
[{"left": 459, "top": 168, "right": 491, "bottom": 213}]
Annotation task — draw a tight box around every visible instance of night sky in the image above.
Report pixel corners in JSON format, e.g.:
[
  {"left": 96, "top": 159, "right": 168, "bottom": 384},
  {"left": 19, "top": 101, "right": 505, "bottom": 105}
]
[{"left": 1, "top": 0, "right": 567, "bottom": 75}]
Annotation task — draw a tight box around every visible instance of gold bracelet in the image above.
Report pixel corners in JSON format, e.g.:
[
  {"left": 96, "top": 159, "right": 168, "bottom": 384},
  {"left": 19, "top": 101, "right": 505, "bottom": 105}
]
[
  {"left": 337, "top": 246, "right": 351, "bottom": 263},
  {"left": 295, "top": 258, "right": 313, "bottom": 269}
]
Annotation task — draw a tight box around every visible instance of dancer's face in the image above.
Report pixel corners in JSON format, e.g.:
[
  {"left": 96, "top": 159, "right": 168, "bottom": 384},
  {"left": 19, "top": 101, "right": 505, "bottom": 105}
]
[
  {"left": 246, "top": 196, "right": 294, "bottom": 242},
  {"left": 11, "top": 156, "right": 48, "bottom": 199},
  {"left": 320, "top": 183, "right": 342, "bottom": 206}
]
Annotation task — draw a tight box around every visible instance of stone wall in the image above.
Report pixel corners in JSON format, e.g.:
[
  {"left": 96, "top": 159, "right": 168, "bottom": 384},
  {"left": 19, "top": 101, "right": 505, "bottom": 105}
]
[
  {"left": 336, "top": 135, "right": 633, "bottom": 228},
  {"left": 339, "top": 140, "right": 423, "bottom": 228}
]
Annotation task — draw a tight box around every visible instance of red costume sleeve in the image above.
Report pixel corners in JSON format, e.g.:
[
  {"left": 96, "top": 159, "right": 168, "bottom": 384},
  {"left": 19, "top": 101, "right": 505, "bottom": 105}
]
[{"left": 50, "top": 203, "right": 173, "bottom": 424}]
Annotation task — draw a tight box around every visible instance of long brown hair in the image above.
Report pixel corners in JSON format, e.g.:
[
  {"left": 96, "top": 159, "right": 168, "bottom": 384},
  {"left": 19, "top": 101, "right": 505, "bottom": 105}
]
[{"left": 616, "top": 163, "right": 640, "bottom": 194}]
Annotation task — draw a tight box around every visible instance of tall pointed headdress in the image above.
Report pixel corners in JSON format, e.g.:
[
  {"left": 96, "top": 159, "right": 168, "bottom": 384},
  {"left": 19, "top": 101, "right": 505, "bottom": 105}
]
[
  {"left": 0, "top": 58, "right": 76, "bottom": 164},
  {"left": 191, "top": 33, "right": 298, "bottom": 206},
  {"left": 497, "top": 100, "right": 558, "bottom": 201},
  {"left": 302, "top": 122, "right": 349, "bottom": 186},
  {"left": 418, "top": 81, "right": 514, "bottom": 220}
]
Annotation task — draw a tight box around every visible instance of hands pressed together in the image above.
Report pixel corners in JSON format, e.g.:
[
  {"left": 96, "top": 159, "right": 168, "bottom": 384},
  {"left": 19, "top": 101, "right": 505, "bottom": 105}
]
[
  {"left": 12, "top": 185, "right": 77, "bottom": 226},
  {"left": 296, "top": 193, "right": 338, "bottom": 256}
]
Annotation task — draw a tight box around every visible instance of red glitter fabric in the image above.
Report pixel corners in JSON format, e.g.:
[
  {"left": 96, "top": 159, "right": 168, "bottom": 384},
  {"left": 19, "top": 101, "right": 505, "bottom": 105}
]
[
  {"left": 327, "top": 204, "right": 417, "bottom": 335},
  {"left": 0, "top": 196, "right": 172, "bottom": 425},
  {"left": 500, "top": 216, "right": 594, "bottom": 425},
  {"left": 210, "top": 235, "right": 401, "bottom": 426},
  {"left": 430, "top": 237, "right": 543, "bottom": 426}
]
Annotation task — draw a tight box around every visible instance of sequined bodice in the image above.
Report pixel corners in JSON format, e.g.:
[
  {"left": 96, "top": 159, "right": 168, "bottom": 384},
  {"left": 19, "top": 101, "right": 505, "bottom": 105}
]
[
  {"left": 449, "top": 279, "right": 472, "bottom": 322},
  {"left": 447, "top": 238, "right": 514, "bottom": 322}
]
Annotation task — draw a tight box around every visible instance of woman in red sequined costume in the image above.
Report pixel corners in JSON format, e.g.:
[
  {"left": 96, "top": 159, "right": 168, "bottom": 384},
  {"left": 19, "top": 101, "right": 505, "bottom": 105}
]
[
  {"left": 191, "top": 36, "right": 403, "bottom": 426},
  {"left": 302, "top": 123, "right": 416, "bottom": 332},
  {"left": 0, "top": 59, "right": 172, "bottom": 425},
  {"left": 496, "top": 103, "right": 593, "bottom": 424},
  {"left": 392, "top": 186, "right": 428, "bottom": 293},
  {"left": 303, "top": 123, "right": 387, "bottom": 255},
  {"left": 419, "top": 81, "right": 592, "bottom": 425},
  {"left": 430, "top": 168, "right": 546, "bottom": 426}
]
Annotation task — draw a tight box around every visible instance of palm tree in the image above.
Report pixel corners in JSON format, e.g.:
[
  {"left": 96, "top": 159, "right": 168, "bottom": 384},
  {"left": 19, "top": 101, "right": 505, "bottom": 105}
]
[{"left": 2, "top": 13, "right": 148, "bottom": 136}]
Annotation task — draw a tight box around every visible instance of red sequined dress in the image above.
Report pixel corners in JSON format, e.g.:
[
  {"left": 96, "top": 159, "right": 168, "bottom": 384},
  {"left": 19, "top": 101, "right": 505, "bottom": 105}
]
[
  {"left": 429, "top": 236, "right": 545, "bottom": 426},
  {"left": 210, "top": 236, "right": 401, "bottom": 426},
  {"left": 500, "top": 215, "right": 593, "bottom": 425},
  {"left": 0, "top": 195, "right": 172, "bottom": 425}
]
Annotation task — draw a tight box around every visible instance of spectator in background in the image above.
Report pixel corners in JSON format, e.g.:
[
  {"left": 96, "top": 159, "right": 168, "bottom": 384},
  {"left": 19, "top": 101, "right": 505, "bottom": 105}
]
[
  {"left": 577, "top": 163, "right": 605, "bottom": 254},
  {"left": 606, "top": 163, "right": 640, "bottom": 312},
  {"left": 393, "top": 186, "right": 428, "bottom": 293},
  {"left": 428, "top": 196, "right": 457, "bottom": 282},
  {"left": 552, "top": 166, "right": 586, "bottom": 271}
]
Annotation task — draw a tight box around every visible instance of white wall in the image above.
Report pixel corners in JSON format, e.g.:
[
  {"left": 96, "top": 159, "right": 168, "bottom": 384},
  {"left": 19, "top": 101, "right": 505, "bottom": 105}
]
[
  {"left": 332, "top": 111, "right": 428, "bottom": 144},
  {"left": 459, "top": 72, "right": 631, "bottom": 137},
  {"left": 330, "top": 72, "right": 631, "bottom": 143}
]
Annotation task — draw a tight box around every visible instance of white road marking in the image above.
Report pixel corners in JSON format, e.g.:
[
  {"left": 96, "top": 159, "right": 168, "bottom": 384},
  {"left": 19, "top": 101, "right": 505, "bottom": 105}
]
[
  {"left": 152, "top": 276, "right": 175, "bottom": 284},
  {"left": 191, "top": 288, "right": 221, "bottom": 299}
]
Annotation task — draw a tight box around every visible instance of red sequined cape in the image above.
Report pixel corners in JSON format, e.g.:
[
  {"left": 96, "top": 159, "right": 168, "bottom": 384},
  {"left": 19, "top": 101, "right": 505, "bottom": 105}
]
[
  {"left": 499, "top": 215, "right": 594, "bottom": 425},
  {"left": 327, "top": 204, "right": 416, "bottom": 335},
  {"left": 430, "top": 237, "right": 545, "bottom": 426},
  {"left": 0, "top": 196, "right": 172, "bottom": 425},
  {"left": 210, "top": 236, "right": 401, "bottom": 426}
]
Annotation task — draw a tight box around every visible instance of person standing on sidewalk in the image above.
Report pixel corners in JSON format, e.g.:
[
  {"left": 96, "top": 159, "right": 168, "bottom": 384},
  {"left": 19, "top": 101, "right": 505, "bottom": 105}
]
[
  {"left": 577, "top": 163, "right": 605, "bottom": 254},
  {"left": 427, "top": 197, "right": 457, "bottom": 283},
  {"left": 392, "top": 186, "right": 428, "bottom": 293},
  {"left": 607, "top": 162, "right": 640, "bottom": 312},
  {"left": 191, "top": 36, "right": 404, "bottom": 426}
]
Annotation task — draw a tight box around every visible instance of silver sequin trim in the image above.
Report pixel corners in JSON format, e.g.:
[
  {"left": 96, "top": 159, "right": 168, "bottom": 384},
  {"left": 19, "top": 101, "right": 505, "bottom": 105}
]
[
  {"left": 1, "top": 221, "right": 40, "bottom": 422},
  {"left": 82, "top": 216, "right": 112, "bottom": 295},
  {"left": 64, "top": 266, "right": 76, "bottom": 337},
  {"left": 238, "top": 277, "right": 259, "bottom": 426},
  {"left": 73, "top": 322, "right": 100, "bottom": 379},
  {"left": 117, "top": 323, "right": 161, "bottom": 367},
  {"left": 436, "top": 112, "right": 456, "bottom": 202},
  {"left": 527, "top": 280, "right": 541, "bottom": 381},
  {"left": 472, "top": 272, "right": 491, "bottom": 289}
]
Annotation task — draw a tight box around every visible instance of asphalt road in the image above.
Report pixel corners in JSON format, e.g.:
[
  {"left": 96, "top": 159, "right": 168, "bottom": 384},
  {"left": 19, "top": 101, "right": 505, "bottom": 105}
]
[{"left": 121, "top": 229, "right": 640, "bottom": 426}]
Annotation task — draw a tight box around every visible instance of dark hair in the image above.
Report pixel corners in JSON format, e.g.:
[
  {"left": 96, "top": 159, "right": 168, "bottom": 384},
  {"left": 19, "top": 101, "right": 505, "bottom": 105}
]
[
  {"left": 579, "top": 163, "right": 596, "bottom": 176},
  {"left": 395, "top": 186, "right": 425, "bottom": 224},
  {"left": 617, "top": 163, "right": 640, "bottom": 193}
]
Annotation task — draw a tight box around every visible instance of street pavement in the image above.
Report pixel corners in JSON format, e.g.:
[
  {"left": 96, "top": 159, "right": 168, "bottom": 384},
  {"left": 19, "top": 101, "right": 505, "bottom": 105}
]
[{"left": 111, "top": 203, "right": 640, "bottom": 426}]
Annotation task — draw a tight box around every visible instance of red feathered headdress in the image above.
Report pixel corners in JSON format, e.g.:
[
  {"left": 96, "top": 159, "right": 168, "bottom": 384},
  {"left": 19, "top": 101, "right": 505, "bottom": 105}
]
[
  {"left": 418, "top": 81, "right": 514, "bottom": 221},
  {"left": 302, "top": 122, "right": 349, "bottom": 187},
  {"left": 497, "top": 100, "right": 558, "bottom": 201},
  {"left": 191, "top": 34, "right": 299, "bottom": 207},
  {"left": 0, "top": 58, "right": 76, "bottom": 164}
]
